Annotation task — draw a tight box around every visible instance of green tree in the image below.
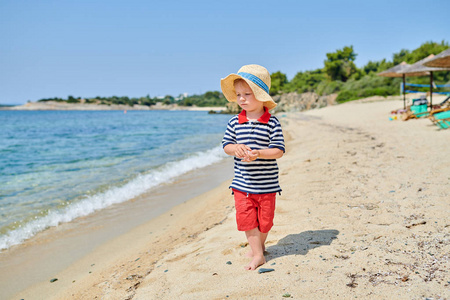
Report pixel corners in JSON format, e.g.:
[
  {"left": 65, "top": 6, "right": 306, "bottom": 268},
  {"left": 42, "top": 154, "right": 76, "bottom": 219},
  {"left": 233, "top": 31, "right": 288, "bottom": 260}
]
[
  {"left": 285, "top": 69, "right": 326, "bottom": 93},
  {"left": 363, "top": 60, "right": 381, "bottom": 74},
  {"left": 392, "top": 41, "right": 450, "bottom": 85},
  {"left": 324, "top": 46, "right": 358, "bottom": 82},
  {"left": 177, "top": 92, "right": 227, "bottom": 107},
  {"left": 67, "top": 95, "right": 80, "bottom": 103},
  {"left": 392, "top": 49, "right": 410, "bottom": 65},
  {"left": 204, "top": 91, "right": 221, "bottom": 99},
  {"left": 141, "top": 97, "right": 155, "bottom": 106},
  {"left": 163, "top": 95, "right": 174, "bottom": 104},
  {"left": 182, "top": 99, "right": 193, "bottom": 106},
  {"left": 362, "top": 59, "right": 393, "bottom": 75},
  {"left": 393, "top": 41, "right": 449, "bottom": 66},
  {"left": 270, "top": 71, "right": 288, "bottom": 95}
]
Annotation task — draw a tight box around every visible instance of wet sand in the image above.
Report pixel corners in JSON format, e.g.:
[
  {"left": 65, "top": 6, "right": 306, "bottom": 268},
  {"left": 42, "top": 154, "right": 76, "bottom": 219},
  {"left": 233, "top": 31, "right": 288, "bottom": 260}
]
[{"left": 0, "top": 160, "right": 233, "bottom": 299}]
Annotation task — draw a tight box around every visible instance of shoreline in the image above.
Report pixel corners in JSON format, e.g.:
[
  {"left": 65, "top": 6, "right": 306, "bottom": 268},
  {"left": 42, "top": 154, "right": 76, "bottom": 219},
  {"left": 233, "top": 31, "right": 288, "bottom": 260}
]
[
  {"left": 3, "top": 98, "right": 450, "bottom": 299},
  {"left": 0, "top": 159, "right": 234, "bottom": 299}
]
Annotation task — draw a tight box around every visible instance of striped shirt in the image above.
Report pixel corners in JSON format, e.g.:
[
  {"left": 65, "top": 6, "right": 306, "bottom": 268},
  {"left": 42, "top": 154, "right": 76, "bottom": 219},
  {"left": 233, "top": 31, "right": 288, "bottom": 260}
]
[{"left": 222, "top": 108, "right": 285, "bottom": 194}]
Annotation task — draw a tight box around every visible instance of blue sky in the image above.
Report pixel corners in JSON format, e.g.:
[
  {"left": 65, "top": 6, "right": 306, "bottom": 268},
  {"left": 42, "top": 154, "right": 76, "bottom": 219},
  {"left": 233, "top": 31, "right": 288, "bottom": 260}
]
[{"left": 1, "top": 0, "right": 449, "bottom": 105}]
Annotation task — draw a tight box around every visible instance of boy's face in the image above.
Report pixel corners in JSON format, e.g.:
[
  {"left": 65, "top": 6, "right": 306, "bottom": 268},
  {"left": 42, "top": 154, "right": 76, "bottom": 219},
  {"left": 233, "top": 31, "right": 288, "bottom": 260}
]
[{"left": 234, "top": 80, "right": 264, "bottom": 113}]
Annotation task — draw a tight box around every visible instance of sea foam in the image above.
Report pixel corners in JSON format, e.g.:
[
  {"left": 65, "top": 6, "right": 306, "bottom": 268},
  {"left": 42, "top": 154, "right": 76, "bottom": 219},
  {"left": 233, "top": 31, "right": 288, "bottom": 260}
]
[{"left": 0, "top": 146, "right": 226, "bottom": 250}]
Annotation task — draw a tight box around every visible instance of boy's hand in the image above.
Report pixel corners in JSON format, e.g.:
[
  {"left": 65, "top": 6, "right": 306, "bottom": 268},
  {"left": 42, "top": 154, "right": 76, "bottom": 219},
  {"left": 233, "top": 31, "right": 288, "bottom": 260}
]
[
  {"left": 234, "top": 144, "right": 252, "bottom": 159},
  {"left": 242, "top": 150, "right": 259, "bottom": 162}
]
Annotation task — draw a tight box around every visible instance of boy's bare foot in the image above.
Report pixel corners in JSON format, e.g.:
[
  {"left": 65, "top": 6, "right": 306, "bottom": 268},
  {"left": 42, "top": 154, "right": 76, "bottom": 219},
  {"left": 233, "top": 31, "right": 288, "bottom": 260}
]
[{"left": 244, "top": 255, "right": 266, "bottom": 270}]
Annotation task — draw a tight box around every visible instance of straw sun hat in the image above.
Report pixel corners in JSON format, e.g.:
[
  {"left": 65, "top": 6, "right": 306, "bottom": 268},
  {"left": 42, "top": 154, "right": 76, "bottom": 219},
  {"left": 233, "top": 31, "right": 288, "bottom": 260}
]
[{"left": 220, "top": 64, "right": 277, "bottom": 110}]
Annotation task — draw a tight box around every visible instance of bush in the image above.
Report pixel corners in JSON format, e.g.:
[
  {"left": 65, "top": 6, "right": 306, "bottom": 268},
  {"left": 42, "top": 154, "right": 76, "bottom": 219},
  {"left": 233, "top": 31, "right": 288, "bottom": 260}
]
[
  {"left": 316, "top": 80, "right": 343, "bottom": 95},
  {"left": 177, "top": 92, "right": 227, "bottom": 107},
  {"left": 285, "top": 70, "right": 326, "bottom": 94},
  {"left": 270, "top": 71, "right": 288, "bottom": 95},
  {"left": 336, "top": 90, "right": 359, "bottom": 103},
  {"left": 67, "top": 97, "right": 80, "bottom": 103},
  {"left": 37, "top": 97, "right": 64, "bottom": 102},
  {"left": 335, "top": 74, "right": 400, "bottom": 102}
]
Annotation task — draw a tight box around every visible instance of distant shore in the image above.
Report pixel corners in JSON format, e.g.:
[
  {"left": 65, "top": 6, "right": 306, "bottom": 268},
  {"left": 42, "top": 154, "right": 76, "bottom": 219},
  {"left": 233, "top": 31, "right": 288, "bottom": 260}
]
[{"left": 0, "top": 101, "right": 226, "bottom": 112}]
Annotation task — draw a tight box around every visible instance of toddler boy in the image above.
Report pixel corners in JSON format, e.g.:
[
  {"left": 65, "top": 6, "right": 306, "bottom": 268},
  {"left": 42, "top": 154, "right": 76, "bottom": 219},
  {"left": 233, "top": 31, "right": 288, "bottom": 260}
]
[{"left": 221, "top": 64, "right": 285, "bottom": 270}]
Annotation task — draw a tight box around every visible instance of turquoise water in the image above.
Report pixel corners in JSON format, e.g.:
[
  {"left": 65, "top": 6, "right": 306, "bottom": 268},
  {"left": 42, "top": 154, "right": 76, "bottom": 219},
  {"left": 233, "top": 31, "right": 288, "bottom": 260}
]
[{"left": 0, "top": 110, "right": 230, "bottom": 250}]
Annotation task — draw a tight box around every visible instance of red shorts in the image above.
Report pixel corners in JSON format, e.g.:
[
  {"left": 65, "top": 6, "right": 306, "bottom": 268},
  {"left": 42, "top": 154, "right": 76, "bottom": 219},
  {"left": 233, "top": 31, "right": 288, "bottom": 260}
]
[{"left": 232, "top": 189, "right": 276, "bottom": 233}]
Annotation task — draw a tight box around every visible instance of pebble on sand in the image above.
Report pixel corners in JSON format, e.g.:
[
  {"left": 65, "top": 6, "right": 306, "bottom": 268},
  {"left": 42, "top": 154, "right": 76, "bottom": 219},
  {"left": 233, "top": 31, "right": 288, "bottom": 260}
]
[{"left": 258, "top": 268, "right": 275, "bottom": 274}]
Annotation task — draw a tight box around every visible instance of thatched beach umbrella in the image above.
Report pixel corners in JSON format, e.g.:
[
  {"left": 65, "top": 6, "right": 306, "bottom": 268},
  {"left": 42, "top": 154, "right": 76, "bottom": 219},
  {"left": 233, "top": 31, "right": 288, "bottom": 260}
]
[
  {"left": 403, "top": 54, "right": 450, "bottom": 108},
  {"left": 423, "top": 48, "right": 450, "bottom": 68},
  {"left": 377, "top": 62, "right": 428, "bottom": 109}
]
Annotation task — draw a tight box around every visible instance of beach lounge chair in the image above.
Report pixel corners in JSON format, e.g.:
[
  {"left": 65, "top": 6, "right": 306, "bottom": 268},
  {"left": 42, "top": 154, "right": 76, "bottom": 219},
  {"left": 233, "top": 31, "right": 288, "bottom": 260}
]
[
  {"left": 410, "top": 104, "right": 428, "bottom": 114},
  {"left": 403, "top": 95, "right": 450, "bottom": 120},
  {"left": 429, "top": 110, "right": 450, "bottom": 129},
  {"left": 414, "top": 106, "right": 450, "bottom": 118},
  {"left": 392, "top": 95, "right": 427, "bottom": 115},
  {"left": 400, "top": 96, "right": 428, "bottom": 120}
]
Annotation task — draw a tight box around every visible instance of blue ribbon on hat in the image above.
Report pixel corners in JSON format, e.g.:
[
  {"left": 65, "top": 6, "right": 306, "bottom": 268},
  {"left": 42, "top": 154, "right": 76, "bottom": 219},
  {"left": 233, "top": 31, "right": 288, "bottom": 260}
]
[{"left": 237, "top": 72, "right": 269, "bottom": 94}]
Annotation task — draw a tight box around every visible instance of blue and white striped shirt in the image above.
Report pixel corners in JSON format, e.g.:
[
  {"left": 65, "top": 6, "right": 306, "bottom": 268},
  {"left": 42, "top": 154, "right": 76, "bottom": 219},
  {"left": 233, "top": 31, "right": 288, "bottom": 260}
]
[{"left": 222, "top": 109, "right": 285, "bottom": 194}]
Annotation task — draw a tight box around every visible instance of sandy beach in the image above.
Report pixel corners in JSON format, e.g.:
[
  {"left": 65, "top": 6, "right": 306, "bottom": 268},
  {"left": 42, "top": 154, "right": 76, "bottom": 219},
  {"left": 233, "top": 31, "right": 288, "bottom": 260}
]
[{"left": 4, "top": 98, "right": 449, "bottom": 299}]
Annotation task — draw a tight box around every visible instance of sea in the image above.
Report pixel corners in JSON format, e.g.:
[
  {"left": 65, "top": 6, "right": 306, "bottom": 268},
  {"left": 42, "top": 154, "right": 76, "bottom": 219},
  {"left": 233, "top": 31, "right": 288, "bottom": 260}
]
[{"left": 0, "top": 110, "right": 232, "bottom": 251}]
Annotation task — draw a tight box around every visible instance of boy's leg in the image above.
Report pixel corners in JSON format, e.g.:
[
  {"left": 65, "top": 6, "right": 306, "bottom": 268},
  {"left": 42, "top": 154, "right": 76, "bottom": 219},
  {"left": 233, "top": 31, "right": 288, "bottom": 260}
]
[
  {"left": 234, "top": 191, "right": 274, "bottom": 268},
  {"left": 244, "top": 192, "right": 275, "bottom": 258},
  {"left": 250, "top": 192, "right": 275, "bottom": 256},
  {"left": 260, "top": 231, "right": 269, "bottom": 250},
  {"left": 245, "top": 231, "right": 269, "bottom": 257},
  {"left": 245, "top": 227, "right": 266, "bottom": 270}
]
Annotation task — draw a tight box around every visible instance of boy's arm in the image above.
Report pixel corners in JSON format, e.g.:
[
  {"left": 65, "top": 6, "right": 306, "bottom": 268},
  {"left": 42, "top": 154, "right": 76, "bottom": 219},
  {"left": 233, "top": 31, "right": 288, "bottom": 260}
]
[
  {"left": 253, "top": 148, "right": 284, "bottom": 159},
  {"left": 225, "top": 144, "right": 284, "bottom": 161},
  {"left": 224, "top": 143, "right": 251, "bottom": 159}
]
